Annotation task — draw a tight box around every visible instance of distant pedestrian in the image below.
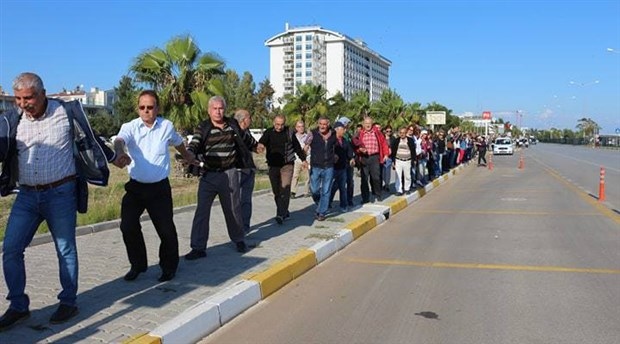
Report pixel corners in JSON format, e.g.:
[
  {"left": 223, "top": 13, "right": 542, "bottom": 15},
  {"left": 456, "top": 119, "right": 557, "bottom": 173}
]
[
  {"left": 290, "top": 120, "right": 310, "bottom": 199},
  {"left": 0, "top": 72, "right": 115, "bottom": 330},
  {"left": 390, "top": 127, "right": 416, "bottom": 195},
  {"left": 476, "top": 136, "right": 488, "bottom": 166},
  {"left": 353, "top": 117, "right": 390, "bottom": 203},
  {"left": 185, "top": 96, "right": 258, "bottom": 260},
  {"left": 305, "top": 116, "right": 337, "bottom": 221},
  {"left": 113, "top": 90, "right": 196, "bottom": 283},
  {"left": 233, "top": 109, "right": 260, "bottom": 233},
  {"left": 330, "top": 121, "right": 355, "bottom": 212},
  {"left": 382, "top": 125, "right": 395, "bottom": 192},
  {"left": 336, "top": 116, "right": 356, "bottom": 207},
  {"left": 258, "top": 115, "right": 307, "bottom": 224}
]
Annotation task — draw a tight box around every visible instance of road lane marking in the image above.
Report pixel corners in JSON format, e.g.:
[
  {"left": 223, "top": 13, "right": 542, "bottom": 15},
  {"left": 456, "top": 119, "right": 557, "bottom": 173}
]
[
  {"left": 538, "top": 163, "right": 620, "bottom": 225},
  {"left": 414, "top": 209, "right": 602, "bottom": 216},
  {"left": 347, "top": 258, "right": 620, "bottom": 275}
]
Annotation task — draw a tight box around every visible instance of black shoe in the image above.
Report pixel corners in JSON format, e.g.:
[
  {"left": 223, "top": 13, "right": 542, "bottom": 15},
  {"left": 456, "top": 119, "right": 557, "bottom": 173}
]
[
  {"left": 284, "top": 211, "right": 290, "bottom": 219},
  {"left": 236, "top": 241, "right": 248, "bottom": 253},
  {"left": 275, "top": 216, "right": 283, "bottom": 224},
  {"left": 291, "top": 192, "right": 296, "bottom": 199},
  {"left": 0, "top": 308, "right": 30, "bottom": 331},
  {"left": 158, "top": 271, "right": 176, "bottom": 282},
  {"left": 184, "top": 249, "right": 207, "bottom": 260},
  {"left": 396, "top": 192, "right": 403, "bottom": 196},
  {"left": 123, "top": 267, "right": 147, "bottom": 281},
  {"left": 50, "top": 304, "right": 78, "bottom": 324}
]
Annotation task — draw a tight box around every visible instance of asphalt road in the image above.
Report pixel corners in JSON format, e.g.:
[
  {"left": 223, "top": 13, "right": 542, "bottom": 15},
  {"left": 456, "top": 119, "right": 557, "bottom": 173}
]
[
  {"left": 527, "top": 143, "right": 619, "bottom": 209},
  {"left": 200, "top": 147, "right": 620, "bottom": 344}
]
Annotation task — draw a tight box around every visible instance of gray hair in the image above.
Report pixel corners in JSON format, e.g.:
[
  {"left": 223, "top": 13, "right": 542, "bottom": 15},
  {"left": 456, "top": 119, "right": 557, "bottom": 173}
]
[
  {"left": 234, "top": 109, "right": 250, "bottom": 122},
  {"left": 13, "top": 72, "right": 44, "bottom": 92},
  {"left": 208, "top": 95, "right": 227, "bottom": 109}
]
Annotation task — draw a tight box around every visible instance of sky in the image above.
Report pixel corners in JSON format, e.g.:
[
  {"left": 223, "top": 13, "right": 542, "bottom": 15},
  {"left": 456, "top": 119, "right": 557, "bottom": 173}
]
[{"left": 1, "top": 0, "right": 619, "bottom": 134}]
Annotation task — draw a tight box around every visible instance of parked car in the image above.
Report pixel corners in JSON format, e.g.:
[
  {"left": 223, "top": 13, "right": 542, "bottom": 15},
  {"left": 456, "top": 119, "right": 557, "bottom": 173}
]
[{"left": 493, "top": 137, "right": 514, "bottom": 155}]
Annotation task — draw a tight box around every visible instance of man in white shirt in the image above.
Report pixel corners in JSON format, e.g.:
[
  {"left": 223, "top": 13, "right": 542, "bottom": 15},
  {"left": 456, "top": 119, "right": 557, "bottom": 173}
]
[{"left": 113, "top": 90, "right": 195, "bottom": 283}]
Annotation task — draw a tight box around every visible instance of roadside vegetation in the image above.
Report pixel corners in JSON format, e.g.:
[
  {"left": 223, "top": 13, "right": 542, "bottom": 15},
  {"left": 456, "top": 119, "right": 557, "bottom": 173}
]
[{"left": 0, "top": 154, "right": 274, "bottom": 240}]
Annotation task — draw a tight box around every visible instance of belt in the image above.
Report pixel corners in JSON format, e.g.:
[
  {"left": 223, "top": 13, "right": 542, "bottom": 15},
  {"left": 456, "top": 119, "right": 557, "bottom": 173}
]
[
  {"left": 21, "top": 175, "right": 77, "bottom": 192},
  {"left": 396, "top": 158, "right": 411, "bottom": 161}
]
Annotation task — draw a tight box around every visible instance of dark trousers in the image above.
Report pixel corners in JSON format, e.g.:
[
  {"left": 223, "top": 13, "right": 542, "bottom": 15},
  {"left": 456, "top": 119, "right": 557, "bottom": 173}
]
[
  {"left": 478, "top": 149, "right": 487, "bottom": 164},
  {"left": 120, "top": 178, "right": 179, "bottom": 274},
  {"left": 190, "top": 169, "right": 244, "bottom": 250},
  {"left": 359, "top": 154, "right": 382, "bottom": 202},
  {"left": 268, "top": 164, "right": 294, "bottom": 217},
  {"left": 346, "top": 164, "right": 354, "bottom": 206},
  {"left": 239, "top": 168, "right": 255, "bottom": 233}
]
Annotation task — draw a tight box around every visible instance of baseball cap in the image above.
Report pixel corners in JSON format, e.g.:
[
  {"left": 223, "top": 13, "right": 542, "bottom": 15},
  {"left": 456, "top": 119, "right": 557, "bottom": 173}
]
[
  {"left": 336, "top": 116, "right": 351, "bottom": 126},
  {"left": 334, "top": 122, "right": 345, "bottom": 129}
]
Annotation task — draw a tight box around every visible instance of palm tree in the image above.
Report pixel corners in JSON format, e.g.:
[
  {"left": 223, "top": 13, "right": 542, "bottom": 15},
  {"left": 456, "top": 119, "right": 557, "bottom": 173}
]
[
  {"left": 282, "top": 83, "right": 328, "bottom": 125},
  {"left": 348, "top": 90, "right": 372, "bottom": 125},
  {"left": 371, "top": 89, "right": 405, "bottom": 127},
  {"left": 130, "top": 35, "right": 226, "bottom": 132},
  {"left": 576, "top": 117, "right": 600, "bottom": 138}
]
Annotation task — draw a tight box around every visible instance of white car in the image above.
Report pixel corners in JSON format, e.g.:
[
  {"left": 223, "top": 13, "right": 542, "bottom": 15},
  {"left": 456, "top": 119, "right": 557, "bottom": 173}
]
[{"left": 493, "top": 137, "right": 514, "bottom": 155}]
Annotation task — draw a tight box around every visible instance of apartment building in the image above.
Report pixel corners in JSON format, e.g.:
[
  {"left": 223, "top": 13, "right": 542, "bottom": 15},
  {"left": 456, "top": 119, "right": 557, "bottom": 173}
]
[{"left": 265, "top": 23, "right": 391, "bottom": 107}]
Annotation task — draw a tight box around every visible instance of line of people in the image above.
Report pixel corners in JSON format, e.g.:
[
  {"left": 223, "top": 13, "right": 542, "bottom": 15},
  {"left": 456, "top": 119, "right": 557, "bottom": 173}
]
[{"left": 0, "top": 72, "right": 488, "bottom": 332}]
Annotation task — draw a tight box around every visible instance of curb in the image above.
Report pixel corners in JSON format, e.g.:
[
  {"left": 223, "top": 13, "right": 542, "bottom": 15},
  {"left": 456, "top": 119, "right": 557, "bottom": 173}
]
[{"left": 125, "top": 165, "right": 465, "bottom": 344}]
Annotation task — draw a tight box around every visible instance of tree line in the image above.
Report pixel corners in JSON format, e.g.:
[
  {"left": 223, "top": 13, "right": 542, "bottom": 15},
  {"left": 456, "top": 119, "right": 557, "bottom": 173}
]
[{"left": 90, "top": 34, "right": 600, "bottom": 141}]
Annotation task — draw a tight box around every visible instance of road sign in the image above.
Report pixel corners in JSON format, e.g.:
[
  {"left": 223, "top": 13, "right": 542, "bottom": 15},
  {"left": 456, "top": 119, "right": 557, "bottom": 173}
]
[
  {"left": 426, "top": 111, "right": 446, "bottom": 125},
  {"left": 482, "top": 111, "right": 492, "bottom": 120}
]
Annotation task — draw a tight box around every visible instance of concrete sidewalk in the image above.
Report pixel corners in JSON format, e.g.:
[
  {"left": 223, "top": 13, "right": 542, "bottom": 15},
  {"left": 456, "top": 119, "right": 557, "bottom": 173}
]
[{"left": 0, "top": 166, "right": 464, "bottom": 343}]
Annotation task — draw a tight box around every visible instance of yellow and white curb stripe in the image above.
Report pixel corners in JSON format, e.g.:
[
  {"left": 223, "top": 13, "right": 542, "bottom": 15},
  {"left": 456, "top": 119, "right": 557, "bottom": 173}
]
[{"left": 125, "top": 165, "right": 465, "bottom": 344}]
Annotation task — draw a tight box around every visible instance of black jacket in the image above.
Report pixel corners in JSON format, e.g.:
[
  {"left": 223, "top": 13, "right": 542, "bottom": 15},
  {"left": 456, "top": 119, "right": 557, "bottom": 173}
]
[
  {"left": 308, "top": 129, "right": 337, "bottom": 168},
  {"left": 187, "top": 117, "right": 257, "bottom": 170},
  {"left": 258, "top": 126, "right": 306, "bottom": 166},
  {"left": 390, "top": 136, "right": 417, "bottom": 162}
]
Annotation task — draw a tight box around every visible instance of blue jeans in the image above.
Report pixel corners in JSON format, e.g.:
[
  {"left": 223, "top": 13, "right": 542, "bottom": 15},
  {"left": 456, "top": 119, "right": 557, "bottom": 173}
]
[
  {"left": 2, "top": 181, "right": 78, "bottom": 312},
  {"left": 310, "top": 166, "right": 334, "bottom": 216}
]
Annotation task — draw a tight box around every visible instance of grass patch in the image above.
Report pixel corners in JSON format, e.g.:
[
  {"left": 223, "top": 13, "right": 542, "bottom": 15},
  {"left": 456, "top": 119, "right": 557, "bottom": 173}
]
[
  {"left": 305, "top": 233, "right": 337, "bottom": 240},
  {"left": 0, "top": 152, "right": 271, "bottom": 240}
]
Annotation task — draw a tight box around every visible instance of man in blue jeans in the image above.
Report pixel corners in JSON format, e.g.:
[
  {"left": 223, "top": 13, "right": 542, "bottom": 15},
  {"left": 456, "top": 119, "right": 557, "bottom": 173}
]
[
  {"left": 304, "top": 116, "right": 337, "bottom": 221},
  {"left": 0, "top": 73, "right": 115, "bottom": 330}
]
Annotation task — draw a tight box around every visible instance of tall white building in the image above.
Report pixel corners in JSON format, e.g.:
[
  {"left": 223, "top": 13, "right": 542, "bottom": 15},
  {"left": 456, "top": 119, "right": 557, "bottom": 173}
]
[{"left": 265, "top": 23, "right": 391, "bottom": 107}]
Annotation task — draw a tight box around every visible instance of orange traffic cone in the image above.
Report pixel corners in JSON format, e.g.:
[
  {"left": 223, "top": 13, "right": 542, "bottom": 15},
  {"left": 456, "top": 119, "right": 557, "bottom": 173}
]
[{"left": 599, "top": 167, "right": 606, "bottom": 202}]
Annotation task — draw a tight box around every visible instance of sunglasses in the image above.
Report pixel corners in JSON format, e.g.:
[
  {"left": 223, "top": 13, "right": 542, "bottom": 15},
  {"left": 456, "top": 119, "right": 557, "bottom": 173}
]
[{"left": 139, "top": 105, "right": 155, "bottom": 111}]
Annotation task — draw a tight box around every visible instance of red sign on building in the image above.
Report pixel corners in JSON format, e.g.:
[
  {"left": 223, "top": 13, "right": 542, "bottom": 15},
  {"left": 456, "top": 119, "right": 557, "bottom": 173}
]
[{"left": 482, "top": 111, "right": 492, "bottom": 120}]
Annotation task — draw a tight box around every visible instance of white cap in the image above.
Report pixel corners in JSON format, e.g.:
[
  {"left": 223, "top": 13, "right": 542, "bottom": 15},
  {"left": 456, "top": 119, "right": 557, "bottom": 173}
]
[{"left": 336, "top": 116, "right": 351, "bottom": 126}]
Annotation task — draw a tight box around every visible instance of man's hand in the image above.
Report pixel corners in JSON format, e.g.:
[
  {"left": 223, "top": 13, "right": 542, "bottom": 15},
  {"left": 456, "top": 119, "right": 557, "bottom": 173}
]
[
  {"left": 349, "top": 159, "right": 356, "bottom": 167},
  {"left": 302, "top": 161, "right": 309, "bottom": 170},
  {"left": 256, "top": 143, "right": 266, "bottom": 154},
  {"left": 181, "top": 151, "right": 200, "bottom": 167},
  {"left": 358, "top": 147, "right": 367, "bottom": 154},
  {"left": 113, "top": 153, "right": 131, "bottom": 168}
]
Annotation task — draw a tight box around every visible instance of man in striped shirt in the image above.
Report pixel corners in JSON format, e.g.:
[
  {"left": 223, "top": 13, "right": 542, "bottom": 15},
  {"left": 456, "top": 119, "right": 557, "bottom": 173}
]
[{"left": 184, "top": 96, "right": 258, "bottom": 260}]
